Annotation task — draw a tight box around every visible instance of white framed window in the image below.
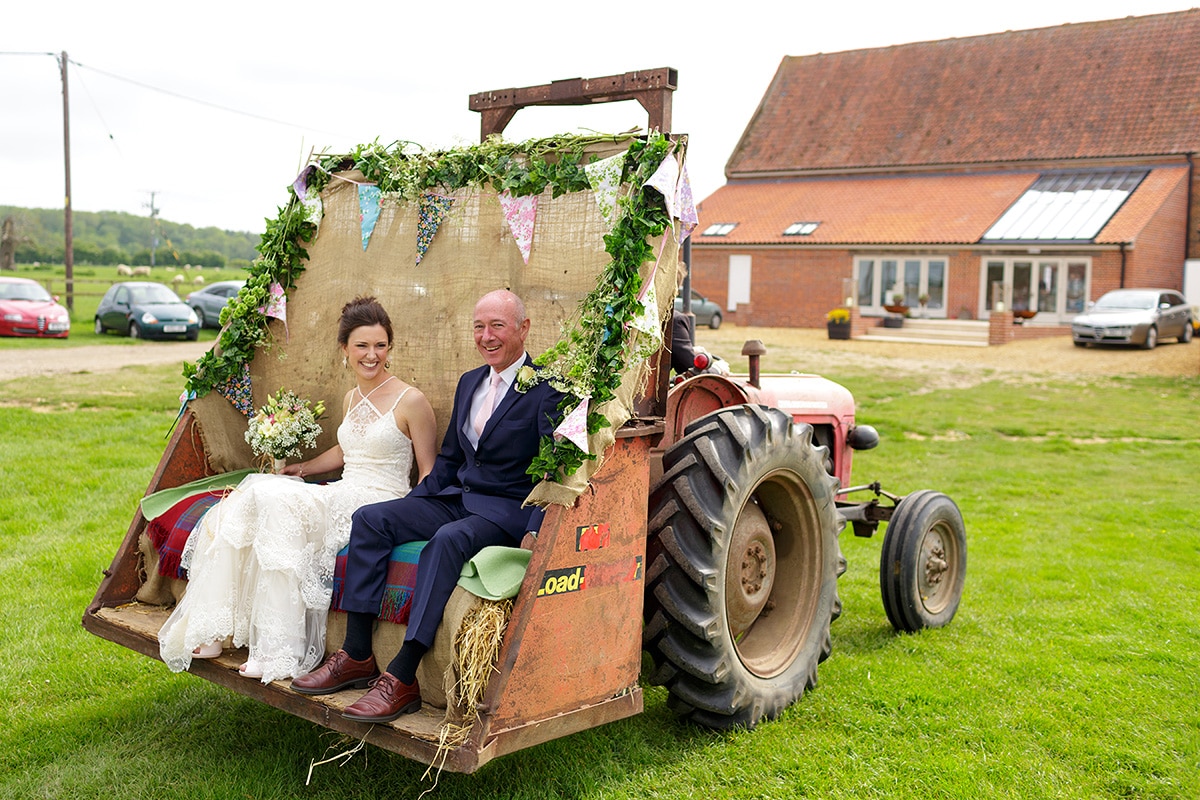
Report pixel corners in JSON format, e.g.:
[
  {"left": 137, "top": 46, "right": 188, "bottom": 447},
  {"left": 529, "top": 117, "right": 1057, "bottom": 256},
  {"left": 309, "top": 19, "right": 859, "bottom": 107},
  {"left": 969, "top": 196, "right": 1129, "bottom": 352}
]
[
  {"left": 980, "top": 256, "right": 1090, "bottom": 322},
  {"left": 854, "top": 256, "right": 948, "bottom": 316},
  {"left": 702, "top": 222, "right": 738, "bottom": 236}
]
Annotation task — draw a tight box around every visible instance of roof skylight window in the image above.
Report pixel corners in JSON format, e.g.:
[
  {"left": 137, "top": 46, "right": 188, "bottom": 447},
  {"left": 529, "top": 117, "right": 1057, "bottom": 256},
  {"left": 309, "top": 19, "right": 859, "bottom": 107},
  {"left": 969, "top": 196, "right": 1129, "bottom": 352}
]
[
  {"left": 783, "top": 221, "right": 820, "bottom": 236},
  {"left": 702, "top": 223, "right": 738, "bottom": 236}
]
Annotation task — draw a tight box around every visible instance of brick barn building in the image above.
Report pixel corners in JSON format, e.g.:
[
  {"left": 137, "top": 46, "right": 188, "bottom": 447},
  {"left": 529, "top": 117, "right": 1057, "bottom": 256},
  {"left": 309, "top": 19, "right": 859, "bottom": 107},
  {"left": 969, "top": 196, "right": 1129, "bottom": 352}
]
[{"left": 689, "top": 10, "right": 1200, "bottom": 332}]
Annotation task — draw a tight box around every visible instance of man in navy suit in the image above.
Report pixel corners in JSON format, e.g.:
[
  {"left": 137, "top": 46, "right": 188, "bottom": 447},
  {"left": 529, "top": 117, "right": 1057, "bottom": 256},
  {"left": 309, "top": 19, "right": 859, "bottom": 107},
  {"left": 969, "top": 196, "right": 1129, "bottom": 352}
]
[{"left": 292, "top": 289, "right": 564, "bottom": 720}]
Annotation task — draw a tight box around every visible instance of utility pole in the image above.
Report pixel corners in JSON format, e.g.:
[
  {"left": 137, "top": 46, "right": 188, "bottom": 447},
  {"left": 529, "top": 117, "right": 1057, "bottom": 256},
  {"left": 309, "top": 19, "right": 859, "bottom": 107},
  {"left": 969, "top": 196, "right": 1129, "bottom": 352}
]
[
  {"left": 145, "top": 191, "right": 159, "bottom": 267},
  {"left": 60, "top": 51, "right": 74, "bottom": 311}
]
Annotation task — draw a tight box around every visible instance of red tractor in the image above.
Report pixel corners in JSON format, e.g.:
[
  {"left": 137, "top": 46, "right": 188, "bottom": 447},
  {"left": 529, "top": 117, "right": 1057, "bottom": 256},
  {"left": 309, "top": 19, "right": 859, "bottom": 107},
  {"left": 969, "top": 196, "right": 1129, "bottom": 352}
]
[{"left": 83, "top": 70, "right": 965, "bottom": 772}]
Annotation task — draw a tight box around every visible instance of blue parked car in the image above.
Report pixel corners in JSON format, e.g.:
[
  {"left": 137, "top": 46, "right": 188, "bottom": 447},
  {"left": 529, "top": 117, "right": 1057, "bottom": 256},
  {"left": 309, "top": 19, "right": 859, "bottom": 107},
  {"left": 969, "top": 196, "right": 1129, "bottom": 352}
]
[
  {"left": 674, "top": 290, "right": 723, "bottom": 329},
  {"left": 94, "top": 281, "right": 200, "bottom": 341}
]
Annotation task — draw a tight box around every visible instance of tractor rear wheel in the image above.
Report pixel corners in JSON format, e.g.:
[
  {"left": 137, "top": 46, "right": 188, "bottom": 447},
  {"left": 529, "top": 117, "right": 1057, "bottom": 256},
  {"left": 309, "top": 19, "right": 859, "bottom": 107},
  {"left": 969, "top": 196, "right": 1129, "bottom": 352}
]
[
  {"left": 879, "top": 490, "right": 966, "bottom": 632},
  {"left": 644, "top": 405, "right": 843, "bottom": 730}
]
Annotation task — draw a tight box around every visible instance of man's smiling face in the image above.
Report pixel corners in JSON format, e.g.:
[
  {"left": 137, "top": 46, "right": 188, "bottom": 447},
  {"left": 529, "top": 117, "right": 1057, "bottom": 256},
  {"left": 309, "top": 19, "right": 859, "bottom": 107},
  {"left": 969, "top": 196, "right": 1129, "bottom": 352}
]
[{"left": 473, "top": 291, "right": 530, "bottom": 372}]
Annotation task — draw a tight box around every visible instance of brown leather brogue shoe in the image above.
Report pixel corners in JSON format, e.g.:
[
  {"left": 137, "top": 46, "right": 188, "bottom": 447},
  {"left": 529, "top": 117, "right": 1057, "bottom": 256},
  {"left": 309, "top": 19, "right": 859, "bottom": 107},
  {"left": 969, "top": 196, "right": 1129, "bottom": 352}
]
[
  {"left": 289, "top": 650, "right": 378, "bottom": 696},
  {"left": 341, "top": 672, "right": 421, "bottom": 722}
]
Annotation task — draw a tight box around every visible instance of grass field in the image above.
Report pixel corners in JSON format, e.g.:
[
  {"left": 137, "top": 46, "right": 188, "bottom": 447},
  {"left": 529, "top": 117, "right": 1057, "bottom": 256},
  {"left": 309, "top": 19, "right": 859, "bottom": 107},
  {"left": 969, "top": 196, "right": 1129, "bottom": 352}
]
[{"left": 1, "top": 348, "right": 1197, "bottom": 799}]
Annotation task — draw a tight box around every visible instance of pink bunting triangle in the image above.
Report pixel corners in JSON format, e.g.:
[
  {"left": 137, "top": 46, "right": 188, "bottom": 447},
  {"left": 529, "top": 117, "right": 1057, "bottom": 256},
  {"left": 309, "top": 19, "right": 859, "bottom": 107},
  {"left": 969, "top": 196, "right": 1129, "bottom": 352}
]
[
  {"left": 498, "top": 191, "right": 538, "bottom": 264},
  {"left": 416, "top": 194, "right": 454, "bottom": 265},
  {"left": 258, "top": 281, "right": 288, "bottom": 340},
  {"left": 554, "top": 396, "right": 590, "bottom": 454}
]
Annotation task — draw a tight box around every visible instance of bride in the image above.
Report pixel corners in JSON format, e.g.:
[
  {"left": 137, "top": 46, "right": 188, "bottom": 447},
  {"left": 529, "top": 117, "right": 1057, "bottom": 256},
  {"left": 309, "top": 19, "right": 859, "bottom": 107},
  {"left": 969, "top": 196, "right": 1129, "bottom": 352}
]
[{"left": 158, "top": 296, "right": 437, "bottom": 684}]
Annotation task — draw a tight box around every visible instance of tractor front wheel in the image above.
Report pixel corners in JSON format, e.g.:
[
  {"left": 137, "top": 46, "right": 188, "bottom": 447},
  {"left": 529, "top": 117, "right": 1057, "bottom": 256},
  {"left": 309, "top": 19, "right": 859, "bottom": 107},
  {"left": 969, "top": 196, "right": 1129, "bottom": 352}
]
[
  {"left": 879, "top": 490, "right": 966, "bottom": 632},
  {"left": 644, "top": 405, "right": 843, "bottom": 730}
]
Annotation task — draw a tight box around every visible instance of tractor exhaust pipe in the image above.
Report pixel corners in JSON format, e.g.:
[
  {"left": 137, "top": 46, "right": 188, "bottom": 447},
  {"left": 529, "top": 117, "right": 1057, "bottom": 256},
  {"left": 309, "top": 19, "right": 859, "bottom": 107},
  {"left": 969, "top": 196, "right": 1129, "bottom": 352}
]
[{"left": 741, "top": 339, "right": 766, "bottom": 388}]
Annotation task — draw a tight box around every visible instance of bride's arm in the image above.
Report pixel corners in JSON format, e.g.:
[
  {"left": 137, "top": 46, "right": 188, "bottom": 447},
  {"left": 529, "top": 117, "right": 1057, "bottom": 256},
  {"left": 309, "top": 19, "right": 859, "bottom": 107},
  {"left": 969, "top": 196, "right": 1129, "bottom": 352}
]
[{"left": 397, "top": 388, "right": 438, "bottom": 483}]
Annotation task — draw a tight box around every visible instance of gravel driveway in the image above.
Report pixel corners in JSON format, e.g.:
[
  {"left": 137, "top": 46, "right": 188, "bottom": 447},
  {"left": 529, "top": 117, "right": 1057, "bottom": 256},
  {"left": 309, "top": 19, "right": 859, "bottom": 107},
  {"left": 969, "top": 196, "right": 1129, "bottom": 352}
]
[
  {"left": 0, "top": 328, "right": 1195, "bottom": 384},
  {"left": 0, "top": 341, "right": 211, "bottom": 382}
]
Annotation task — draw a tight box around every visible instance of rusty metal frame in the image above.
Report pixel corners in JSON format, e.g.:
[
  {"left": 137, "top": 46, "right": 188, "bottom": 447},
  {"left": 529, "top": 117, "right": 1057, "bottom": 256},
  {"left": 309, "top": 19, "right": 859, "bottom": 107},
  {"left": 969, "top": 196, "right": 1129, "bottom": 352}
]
[{"left": 468, "top": 67, "right": 678, "bottom": 140}]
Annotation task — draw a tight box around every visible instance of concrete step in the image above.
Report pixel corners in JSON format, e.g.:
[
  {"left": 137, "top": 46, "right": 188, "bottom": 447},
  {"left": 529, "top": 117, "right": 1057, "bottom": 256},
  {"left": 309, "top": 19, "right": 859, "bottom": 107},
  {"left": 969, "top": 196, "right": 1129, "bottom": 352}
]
[{"left": 859, "top": 318, "right": 989, "bottom": 347}]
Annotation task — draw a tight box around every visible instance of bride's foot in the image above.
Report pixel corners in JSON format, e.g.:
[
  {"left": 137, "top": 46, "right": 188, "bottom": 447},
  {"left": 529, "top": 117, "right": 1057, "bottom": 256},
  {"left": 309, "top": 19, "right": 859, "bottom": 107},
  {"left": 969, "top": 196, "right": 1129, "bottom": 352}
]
[
  {"left": 192, "top": 641, "right": 222, "bottom": 659},
  {"left": 239, "top": 660, "right": 264, "bottom": 679}
]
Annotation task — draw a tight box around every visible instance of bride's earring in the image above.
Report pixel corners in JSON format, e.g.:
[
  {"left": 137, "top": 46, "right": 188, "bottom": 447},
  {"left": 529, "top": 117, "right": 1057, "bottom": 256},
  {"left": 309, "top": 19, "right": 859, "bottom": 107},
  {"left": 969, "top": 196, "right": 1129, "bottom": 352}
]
[
  {"left": 342, "top": 357, "right": 348, "bottom": 368},
  {"left": 385, "top": 359, "right": 391, "bottom": 369}
]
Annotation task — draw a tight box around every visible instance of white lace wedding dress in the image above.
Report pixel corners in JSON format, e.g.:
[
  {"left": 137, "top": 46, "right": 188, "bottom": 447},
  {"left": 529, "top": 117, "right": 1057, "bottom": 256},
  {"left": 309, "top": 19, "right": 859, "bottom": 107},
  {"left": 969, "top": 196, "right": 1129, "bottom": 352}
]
[{"left": 158, "top": 384, "right": 413, "bottom": 683}]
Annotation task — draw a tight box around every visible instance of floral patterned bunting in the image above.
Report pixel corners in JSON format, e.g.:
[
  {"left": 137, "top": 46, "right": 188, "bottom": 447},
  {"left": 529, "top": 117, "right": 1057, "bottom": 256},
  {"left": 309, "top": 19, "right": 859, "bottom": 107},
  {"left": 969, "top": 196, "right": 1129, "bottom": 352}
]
[
  {"left": 292, "top": 165, "right": 314, "bottom": 201},
  {"left": 301, "top": 195, "right": 323, "bottom": 239},
  {"left": 628, "top": 280, "right": 663, "bottom": 361},
  {"left": 584, "top": 153, "right": 624, "bottom": 229},
  {"left": 554, "top": 396, "right": 591, "bottom": 454},
  {"left": 498, "top": 191, "right": 538, "bottom": 264},
  {"left": 677, "top": 163, "right": 698, "bottom": 241},
  {"left": 217, "top": 362, "right": 254, "bottom": 417},
  {"left": 358, "top": 184, "right": 381, "bottom": 251},
  {"left": 257, "top": 282, "right": 288, "bottom": 340},
  {"left": 416, "top": 194, "right": 454, "bottom": 265},
  {"left": 643, "top": 153, "right": 680, "bottom": 218}
]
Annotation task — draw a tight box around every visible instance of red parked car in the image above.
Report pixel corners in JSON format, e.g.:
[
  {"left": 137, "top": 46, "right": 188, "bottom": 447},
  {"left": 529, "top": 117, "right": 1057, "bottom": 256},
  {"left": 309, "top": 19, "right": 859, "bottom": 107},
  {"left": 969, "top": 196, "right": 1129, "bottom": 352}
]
[{"left": 0, "top": 277, "right": 71, "bottom": 338}]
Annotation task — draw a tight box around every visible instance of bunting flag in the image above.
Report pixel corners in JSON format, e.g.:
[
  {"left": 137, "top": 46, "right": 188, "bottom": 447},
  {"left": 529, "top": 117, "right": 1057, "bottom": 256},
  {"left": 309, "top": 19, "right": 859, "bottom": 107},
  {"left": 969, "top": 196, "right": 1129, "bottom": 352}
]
[
  {"left": 498, "top": 191, "right": 538, "bottom": 264},
  {"left": 554, "top": 396, "right": 591, "bottom": 454},
  {"left": 292, "top": 165, "right": 314, "bottom": 201},
  {"left": 358, "top": 184, "right": 381, "bottom": 250},
  {"left": 584, "top": 153, "right": 624, "bottom": 228},
  {"left": 643, "top": 154, "right": 680, "bottom": 218},
  {"left": 628, "top": 280, "right": 664, "bottom": 361},
  {"left": 416, "top": 194, "right": 454, "bottom": 265},
  {"left": 677, "top": 163, "right": 698, "bottom": 241},
  {"left": 217, "top": 362, "right": 254, "bottom": 417},
  {"left": 301, "top": 194, "right": 323, "bottom": 239},
  {"left": 168, "top": 388, "right": 197, "bottom": 436},
  {"left": 258, "top": 281, "right": 288, "bottom": 339}
]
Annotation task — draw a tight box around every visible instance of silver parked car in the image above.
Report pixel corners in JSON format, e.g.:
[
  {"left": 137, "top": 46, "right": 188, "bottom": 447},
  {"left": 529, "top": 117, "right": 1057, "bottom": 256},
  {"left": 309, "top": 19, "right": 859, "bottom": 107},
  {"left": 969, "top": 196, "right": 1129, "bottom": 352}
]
[
  {"left": 1071, "top": 289, "right": 1193, "bottom": 349},
  {"left": 186, "top": 280, "right": 245, "bottom": 329}
]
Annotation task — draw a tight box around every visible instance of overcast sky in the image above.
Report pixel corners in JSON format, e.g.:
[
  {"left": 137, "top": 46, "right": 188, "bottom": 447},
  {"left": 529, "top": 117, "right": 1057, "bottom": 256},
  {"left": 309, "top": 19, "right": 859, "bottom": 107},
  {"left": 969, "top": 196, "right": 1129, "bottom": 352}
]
[{"left": 2, "top": 0, "right": 1194, "bottom": 235}]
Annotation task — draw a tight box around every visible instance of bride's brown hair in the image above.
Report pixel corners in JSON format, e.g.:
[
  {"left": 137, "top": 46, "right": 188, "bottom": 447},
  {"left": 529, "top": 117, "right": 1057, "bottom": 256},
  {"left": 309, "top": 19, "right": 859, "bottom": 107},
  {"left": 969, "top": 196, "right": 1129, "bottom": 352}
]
[{"left": 337, "top": 296, "right": 394, "bottom": 347}]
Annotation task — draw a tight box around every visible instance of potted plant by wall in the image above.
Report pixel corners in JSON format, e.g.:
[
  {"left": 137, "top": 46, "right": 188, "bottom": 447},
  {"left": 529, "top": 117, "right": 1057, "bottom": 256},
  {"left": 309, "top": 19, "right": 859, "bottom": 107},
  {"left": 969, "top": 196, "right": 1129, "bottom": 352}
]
[
  {"left": 826, "top": 308, "right": 851, "bottom": 339},
  {"left": 883, "top": 292, "right": 909, "bottom": 315}
]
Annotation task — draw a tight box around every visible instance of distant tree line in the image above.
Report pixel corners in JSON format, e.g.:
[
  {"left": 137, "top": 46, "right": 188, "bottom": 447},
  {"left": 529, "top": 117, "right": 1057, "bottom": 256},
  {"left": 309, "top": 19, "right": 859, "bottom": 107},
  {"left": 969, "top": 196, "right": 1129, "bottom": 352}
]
[{"left": 0, "top": 206, "right": 261, "bottom": 270}]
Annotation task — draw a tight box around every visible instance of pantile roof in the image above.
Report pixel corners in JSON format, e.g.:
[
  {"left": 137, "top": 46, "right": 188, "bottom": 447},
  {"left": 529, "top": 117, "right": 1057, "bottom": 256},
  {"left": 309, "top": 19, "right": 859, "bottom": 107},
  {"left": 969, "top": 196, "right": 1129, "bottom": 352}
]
[
  {"left": 728, "top": 9, "right": 1200, "bottom": 176},
  {"left": 694, "top": 167, "right": 1186, "bottom": 246}
]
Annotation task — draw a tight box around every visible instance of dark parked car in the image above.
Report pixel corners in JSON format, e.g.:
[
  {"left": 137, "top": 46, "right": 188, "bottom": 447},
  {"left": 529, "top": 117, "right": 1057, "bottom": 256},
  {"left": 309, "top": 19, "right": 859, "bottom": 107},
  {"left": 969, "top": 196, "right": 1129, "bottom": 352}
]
[
  {"left": 674, "top": 290, "right": 723, "bottom": 329},
  {"left": 0, "top": 276, "right": 70, "bottom": 338},
  {"left": 186, "top": 280, "right": 245, "bottom": 329},
  {"left": 1071, "top": 289, "right": 1193, "bottom": 349},
  {"left": 94, "top": 281, "right": 199, "bottom": 341}
]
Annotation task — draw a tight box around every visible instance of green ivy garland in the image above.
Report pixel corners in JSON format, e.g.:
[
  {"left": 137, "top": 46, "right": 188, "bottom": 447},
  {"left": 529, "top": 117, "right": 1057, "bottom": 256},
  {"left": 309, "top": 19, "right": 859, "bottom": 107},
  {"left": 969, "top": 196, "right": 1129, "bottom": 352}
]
[{"left": 182, "top": 132, "right": 675, "bottom": 483}]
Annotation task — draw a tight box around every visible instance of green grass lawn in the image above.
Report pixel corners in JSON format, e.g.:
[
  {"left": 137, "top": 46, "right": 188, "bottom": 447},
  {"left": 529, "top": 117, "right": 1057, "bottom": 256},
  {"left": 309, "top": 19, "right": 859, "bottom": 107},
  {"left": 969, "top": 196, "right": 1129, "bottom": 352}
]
[{"left": 1, "top": 359, "right": 1197, "bottom": 799}]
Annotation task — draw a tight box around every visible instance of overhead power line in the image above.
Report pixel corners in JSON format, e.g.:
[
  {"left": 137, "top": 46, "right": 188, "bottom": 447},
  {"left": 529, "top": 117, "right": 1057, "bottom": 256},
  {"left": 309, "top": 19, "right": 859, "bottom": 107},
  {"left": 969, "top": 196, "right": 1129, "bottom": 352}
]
[{"left": 68, "top": 57, "right": 351, "bottom": 138}]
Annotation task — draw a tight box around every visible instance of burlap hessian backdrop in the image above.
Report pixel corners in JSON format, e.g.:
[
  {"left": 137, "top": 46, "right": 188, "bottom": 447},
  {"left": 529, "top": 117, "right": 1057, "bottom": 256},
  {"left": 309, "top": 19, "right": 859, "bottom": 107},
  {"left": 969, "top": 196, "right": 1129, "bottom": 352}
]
[{"left": 193, "top": 147, "right": 680, "bottom": 502}]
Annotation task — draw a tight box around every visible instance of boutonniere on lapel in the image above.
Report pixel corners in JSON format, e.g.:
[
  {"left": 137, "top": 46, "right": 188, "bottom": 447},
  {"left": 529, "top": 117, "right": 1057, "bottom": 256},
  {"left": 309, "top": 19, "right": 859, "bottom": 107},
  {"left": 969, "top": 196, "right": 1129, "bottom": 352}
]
[{"left": 515, "top": 365, "right": 536, "bottom": 394}]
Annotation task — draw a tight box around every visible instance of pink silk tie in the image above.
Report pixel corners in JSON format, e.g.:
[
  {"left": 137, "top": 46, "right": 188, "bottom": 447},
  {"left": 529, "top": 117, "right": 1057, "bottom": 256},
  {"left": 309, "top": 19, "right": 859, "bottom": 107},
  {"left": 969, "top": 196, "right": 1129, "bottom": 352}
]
[{"left": 474, "top": 373, "right": 503, "bottom": 436}]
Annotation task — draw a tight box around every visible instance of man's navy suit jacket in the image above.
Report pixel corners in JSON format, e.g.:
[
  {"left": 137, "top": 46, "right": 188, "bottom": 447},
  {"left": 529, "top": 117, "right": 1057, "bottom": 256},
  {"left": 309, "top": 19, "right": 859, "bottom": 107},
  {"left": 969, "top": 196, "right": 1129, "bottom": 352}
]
[{"left": 409, "top": 356, "right": 564, "bottom": 537}]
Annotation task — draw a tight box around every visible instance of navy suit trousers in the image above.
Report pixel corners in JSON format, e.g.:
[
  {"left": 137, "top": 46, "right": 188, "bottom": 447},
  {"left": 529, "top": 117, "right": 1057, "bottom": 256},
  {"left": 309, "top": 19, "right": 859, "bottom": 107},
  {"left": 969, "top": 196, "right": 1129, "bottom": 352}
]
[{"left": 342, "top": 494, "right": 515, "bottom": 647}]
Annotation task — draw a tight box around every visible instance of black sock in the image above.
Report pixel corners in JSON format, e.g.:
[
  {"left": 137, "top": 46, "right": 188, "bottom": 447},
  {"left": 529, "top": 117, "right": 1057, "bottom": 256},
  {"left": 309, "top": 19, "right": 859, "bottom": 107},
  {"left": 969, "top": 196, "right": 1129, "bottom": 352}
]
[
  {"left": 342, "top": 612, "right": 375, "bottom": 662},
  {"left": 387, "top": 640, "right": 429, "bottom": 685}
]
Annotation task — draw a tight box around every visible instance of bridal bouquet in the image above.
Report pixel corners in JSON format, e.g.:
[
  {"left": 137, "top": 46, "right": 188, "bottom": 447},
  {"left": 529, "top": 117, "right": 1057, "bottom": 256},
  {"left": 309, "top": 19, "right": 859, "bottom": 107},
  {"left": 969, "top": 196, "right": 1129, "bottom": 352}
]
[{"left": 245, "top": 388, "right": 326, "bottom": 468}]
